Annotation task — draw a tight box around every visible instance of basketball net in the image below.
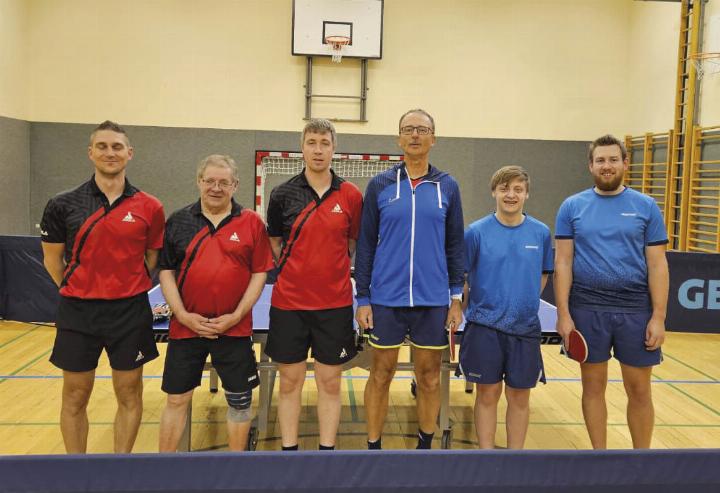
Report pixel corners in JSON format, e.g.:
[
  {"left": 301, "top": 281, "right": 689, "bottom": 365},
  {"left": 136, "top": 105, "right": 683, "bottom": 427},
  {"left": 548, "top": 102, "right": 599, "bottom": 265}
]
[
  {"left": 325, "top": 35, "right": 350, "bottom": 63},
  {"left": 690, "top": 52, "right": 720, "bottom": 79}
]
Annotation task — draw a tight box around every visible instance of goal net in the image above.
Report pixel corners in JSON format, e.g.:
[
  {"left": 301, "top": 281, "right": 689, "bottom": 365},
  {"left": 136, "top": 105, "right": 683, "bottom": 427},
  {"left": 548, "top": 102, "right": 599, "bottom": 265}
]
[{"left": 255, "top": 151, "right": 403, "bottom": 219}]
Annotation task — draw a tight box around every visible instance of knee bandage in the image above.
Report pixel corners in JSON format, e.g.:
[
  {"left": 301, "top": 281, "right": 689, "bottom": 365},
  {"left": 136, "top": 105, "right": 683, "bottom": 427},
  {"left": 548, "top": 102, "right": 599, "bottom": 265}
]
[{"left": 225, "top": 390, "right": 252, "bottom": 422}]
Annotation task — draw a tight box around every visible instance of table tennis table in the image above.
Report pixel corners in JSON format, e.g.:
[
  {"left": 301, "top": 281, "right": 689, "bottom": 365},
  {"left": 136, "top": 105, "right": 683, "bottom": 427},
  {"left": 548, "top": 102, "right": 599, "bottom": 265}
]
[{"left": 150, "top": 284, "right": 560, "bottom": 450}]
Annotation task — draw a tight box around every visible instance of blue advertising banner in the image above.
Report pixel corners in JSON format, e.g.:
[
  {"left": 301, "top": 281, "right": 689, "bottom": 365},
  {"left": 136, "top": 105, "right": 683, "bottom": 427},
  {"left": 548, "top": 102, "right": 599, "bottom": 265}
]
[
  {"left": 667, "top": 251, "right": 720, "bottom": 333},
  {"left": 1, "top": 236, "right": 718, "bottom": 334}
]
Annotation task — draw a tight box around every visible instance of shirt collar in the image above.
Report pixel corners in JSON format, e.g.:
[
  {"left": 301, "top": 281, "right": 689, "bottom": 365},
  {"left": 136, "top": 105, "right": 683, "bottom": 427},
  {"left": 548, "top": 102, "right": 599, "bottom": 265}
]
[
  {"left": 88, "top": 175, "right": 138, "bottom": 197},
  {"left": 191, "top": 198, "right": 243, "bottom": 217},
  {"left": 298, "top": 168, "right": 342, "bottom": 190}
]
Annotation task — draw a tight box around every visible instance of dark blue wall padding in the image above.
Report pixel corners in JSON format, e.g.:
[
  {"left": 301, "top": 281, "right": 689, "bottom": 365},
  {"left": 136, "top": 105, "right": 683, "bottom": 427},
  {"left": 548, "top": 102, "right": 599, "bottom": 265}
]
[
  {"left": 0, "top": 235, "right": 58, "bottom": 322},
  {"left": 0, "top": 449, "right": 718, "bottom": 493}
]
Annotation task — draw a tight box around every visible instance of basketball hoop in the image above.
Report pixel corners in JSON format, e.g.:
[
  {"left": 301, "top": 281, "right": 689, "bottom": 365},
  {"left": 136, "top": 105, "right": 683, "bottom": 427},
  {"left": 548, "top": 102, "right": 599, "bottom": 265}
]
[
  {"left": 689, "top": 52, "right": 720, "bottom": 79},
  {"left": 325, "top": 35, "right": 350, "bottom": 63}
]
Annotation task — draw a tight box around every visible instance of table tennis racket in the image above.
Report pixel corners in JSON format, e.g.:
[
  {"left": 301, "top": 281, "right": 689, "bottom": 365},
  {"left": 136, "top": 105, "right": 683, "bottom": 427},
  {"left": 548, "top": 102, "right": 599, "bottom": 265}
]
[
  {"left": 152, "top": 303, "right": 172, "bottom": 322},
  {"left": 563, "top": 329, "right": 588, "bottom": 363},
  {"left": 449, "top": 323, "right": 458, "bottom": 361}
]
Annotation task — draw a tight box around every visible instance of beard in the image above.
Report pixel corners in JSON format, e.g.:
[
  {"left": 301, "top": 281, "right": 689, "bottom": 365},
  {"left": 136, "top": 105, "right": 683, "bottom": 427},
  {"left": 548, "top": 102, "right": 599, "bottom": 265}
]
[{"left": 594, "top": 173, "right": 623, "bottom": 192}]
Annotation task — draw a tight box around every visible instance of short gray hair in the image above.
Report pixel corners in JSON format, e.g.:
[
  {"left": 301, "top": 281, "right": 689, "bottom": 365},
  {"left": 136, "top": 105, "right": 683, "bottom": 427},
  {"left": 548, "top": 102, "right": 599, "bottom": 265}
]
[
  {"left": 301, "top": 118, "right": 337, "bottom": 147},
  {"left": 196, "top": 154, "right": 239, "bottom": 182},
  {"left": 398, "top": 108, "right": 435, "bottom": 134}
]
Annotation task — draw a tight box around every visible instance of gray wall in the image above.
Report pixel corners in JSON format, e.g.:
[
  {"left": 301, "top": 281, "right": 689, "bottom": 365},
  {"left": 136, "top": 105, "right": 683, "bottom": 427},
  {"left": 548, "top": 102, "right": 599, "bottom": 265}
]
[
  {"left": 0, "top": 116, "right": 31, "bottom": 234},
  {"left": 27, "top": 122, "right": 590, "bottom": 235}
]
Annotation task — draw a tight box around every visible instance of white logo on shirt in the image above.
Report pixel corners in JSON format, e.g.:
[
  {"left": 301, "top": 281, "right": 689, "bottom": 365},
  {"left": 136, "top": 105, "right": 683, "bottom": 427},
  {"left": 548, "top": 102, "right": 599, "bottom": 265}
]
[
  {"left": 135, "top": 350, "right": 144, "bottom": 362},
  {"left": 122, "top": 212, "right": 136, "bottom": 223},
  {"left": 525, "top": 245, "right": 539, "bottom": 250},
  {"left": 247, "top": 374, "right": 258, "bottom": 382},
  {"left": 621, "top": 213, "right": 637, "bottom": 217},
  {"left": 339, "top": 348, "right": 348, "bottom": 359},
  {"left": 40, "top": 229, "right": 48, "bottom": 236},
  {"left": 331, "top": 203, "right": 343, "bottom": 213},
  {"left": 229, "top": 232, "right": 240, "bottom": 242}
]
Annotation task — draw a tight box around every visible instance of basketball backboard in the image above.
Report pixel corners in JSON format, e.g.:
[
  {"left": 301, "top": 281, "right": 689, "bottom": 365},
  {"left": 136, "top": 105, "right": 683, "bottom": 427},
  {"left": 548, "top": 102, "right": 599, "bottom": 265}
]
[{"left": 292, "top": 0, "right": 383, "bottom": 60}]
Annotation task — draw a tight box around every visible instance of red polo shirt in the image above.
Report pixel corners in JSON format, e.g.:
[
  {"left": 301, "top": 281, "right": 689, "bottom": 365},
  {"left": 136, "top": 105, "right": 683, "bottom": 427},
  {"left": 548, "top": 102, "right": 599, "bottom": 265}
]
[
  {"left": 266, "top": 170, "right": 363, "bottom": 310},
  {"left": 159, "top": 200, "right": 275, "bottom": 339},
  {"left": 40, "top": 176, "right": 165, "bottom": 300}
]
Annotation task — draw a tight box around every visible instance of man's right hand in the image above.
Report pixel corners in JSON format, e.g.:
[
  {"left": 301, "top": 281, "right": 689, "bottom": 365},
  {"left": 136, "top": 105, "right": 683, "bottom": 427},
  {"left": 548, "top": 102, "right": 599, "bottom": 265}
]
[
  {"left": 355, "top": 305, "right": 374, "bottom": 331},
  {"left": 555, "top": 311, "right": 575, "bottom": 341},
  {"left": 176, "top": 311, "right": 219, "bottom": 339}
]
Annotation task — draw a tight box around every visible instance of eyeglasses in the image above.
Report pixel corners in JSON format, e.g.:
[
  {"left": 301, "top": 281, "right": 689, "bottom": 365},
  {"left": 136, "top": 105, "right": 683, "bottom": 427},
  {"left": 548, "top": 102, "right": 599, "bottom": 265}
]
[
  {"left": 400, "top": 125, "right": 434, "bottom": 136},
  {"left": 200, "top": 179, "right": 236, "bottom": 190}
]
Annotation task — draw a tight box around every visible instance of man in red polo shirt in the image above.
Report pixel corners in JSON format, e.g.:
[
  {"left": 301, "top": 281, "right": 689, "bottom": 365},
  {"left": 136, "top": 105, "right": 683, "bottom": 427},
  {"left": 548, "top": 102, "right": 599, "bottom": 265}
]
[
  {"left": 157, "top": 154, "right": 274, "bottom": 452},
  {"left": 265, "top": 119, "right": 363, "bottom": 450},
  {"left": 40, "top": 120, "right": 165, "bottom": 453}
]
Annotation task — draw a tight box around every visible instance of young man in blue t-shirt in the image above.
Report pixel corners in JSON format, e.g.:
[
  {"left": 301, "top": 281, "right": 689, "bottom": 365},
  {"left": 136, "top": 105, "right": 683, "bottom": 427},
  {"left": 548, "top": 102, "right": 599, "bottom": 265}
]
[
  {"left": 460, "top": 166, "right": 553, "bottom": 449},
  {"left": 554, "top": 134, "right": 669, "bottom": 449}
]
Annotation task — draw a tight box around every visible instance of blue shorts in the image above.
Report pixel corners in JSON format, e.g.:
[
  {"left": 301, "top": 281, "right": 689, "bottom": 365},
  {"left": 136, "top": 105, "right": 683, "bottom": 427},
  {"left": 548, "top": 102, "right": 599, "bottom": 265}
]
[
  {"left": 459, "top": 322, "right": 546, "bottom": 389},
  {"left": 368, "top": 304, "right": 448, "bottom": 349},
  {"left": 570, "top": 307, "right": 662, "bottom": 367}
]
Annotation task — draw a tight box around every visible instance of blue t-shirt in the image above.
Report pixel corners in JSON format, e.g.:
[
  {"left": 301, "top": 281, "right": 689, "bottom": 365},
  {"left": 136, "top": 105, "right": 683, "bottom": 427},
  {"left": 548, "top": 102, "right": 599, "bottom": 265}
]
[
  {"left": 555, "top": 187, "right": 668, "bottom": 312},
  {"left": 465, "top": 213, "right": 554, "bottom": 336}
]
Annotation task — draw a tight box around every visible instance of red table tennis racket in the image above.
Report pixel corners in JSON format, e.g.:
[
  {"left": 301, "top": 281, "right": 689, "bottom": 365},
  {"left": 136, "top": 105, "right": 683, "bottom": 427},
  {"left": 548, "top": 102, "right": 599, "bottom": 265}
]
[
  {"left": 563, "top": 329, "right": 588, "bottom": 363},
  {"left": 448, "top": 322, "right": 459, "bottom": 361}
]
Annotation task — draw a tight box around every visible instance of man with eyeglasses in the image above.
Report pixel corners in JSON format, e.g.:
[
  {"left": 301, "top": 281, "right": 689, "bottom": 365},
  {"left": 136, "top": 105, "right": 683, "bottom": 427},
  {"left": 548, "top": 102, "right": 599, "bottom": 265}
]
[
  {"left": 157, "top": 154, "right": 275, "bottom": 451},
  {"left": 40, "top": 120, "right": 165, "bottom": 453},
  {"left": 265, "top": 119, "right": 363, "bottom": 451},
  {"left": 355, "top": 109, "right": 465, "bottom": 449}
]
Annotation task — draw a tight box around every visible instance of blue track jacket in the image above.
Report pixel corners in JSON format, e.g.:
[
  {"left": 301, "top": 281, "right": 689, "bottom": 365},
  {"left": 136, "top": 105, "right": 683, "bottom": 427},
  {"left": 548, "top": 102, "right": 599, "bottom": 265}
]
[{"left": 355, "top": 163, "right": 465, "bottom": 307}]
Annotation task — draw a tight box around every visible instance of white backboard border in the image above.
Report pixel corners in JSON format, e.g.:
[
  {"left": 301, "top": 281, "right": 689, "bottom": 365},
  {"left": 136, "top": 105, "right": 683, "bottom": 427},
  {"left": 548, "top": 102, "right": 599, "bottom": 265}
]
[{"left": 292, "top": 0, "right": 383, "bottom": 60}]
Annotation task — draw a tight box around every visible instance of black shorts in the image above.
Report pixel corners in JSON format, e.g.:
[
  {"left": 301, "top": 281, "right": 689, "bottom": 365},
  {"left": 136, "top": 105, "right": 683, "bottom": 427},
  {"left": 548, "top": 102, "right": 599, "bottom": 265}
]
[
  {"left": 161, "top": 336, "right": 260, "bottom": 395},
  {"left": 50, "top": 292, "right": 159, "bottom": 372},
  {"left": 265, "top": 306, "right": 357, "bottom": 365}
]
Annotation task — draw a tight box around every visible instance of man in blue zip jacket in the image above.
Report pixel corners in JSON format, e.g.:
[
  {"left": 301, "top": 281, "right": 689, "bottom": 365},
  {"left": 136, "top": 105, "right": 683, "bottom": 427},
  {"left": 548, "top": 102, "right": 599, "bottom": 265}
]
[{"left": 355, "top": 109, "right": 465, "bottom": 449}]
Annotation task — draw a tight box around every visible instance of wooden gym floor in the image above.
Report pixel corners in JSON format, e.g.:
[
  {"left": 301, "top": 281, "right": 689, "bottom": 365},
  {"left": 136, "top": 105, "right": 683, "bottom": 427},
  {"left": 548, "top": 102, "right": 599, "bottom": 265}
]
[{"left": 1, "top": 321, "right": 718, "bottom": 454}]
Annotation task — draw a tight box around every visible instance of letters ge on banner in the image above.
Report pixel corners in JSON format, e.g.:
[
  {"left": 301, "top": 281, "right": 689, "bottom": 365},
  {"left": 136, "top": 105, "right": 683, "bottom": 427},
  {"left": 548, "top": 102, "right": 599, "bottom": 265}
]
[{"left": 678, "top": 279, "right": 720, "bottom": 310}]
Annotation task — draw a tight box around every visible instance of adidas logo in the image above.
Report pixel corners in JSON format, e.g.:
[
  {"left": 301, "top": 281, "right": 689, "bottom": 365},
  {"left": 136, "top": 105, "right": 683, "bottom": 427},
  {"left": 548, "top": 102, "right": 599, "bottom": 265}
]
[
  {"left": 331, "top": 203, "right": 343, "bottom": 213},
  {"left": 248, "top": 374, "right": 258, "bottom": 382},
  {"left": 339, "top": 348, "right": 348, "bottom": 359},
  {"left": 135, "top": 350, "right": 144, "bottom": 362},
  {"left": 229, "top": 232, "right": 240, "bottom": 242},
  {"left": 122, "top": 212, "right": 136, "bottom": 223}
]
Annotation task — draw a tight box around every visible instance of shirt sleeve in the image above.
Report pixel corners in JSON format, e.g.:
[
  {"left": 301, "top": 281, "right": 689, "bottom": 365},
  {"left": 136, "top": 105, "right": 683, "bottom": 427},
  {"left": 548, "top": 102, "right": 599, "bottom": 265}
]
[
  {"left": 354, "top": 178, "right": 381, "bottom": 306},
  {"left": 147, "top": 201, "right": 166, "bottom": 250},
  {"left": 555, "top": 199, "right": 574, "bottom": 239},
  {"left": 40, "top": 197, "right": 66, "bottom": 244},
  {"left": 348, "top": 186, "right": 364, "bottom": 241},
  {"left": 645, "top": 200, "right": 669, "bottom": 246},
  {"left": 157, "top": 216, "right": 180, "bottom": 271},
  {"left": 542, "top": 227, "right": 554, "bottom": 273},
  {"left": 445, "top": 178, "right": 465, "bottom": 296},
  {"left": 464, "top": 226, "right": 479, "bottom": 276},
  {"left": 251, "top": 214, "right": 276, "bottom": 273},
  {"left": 266, "top": 188, "right": 284, "bottom": 238}
]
